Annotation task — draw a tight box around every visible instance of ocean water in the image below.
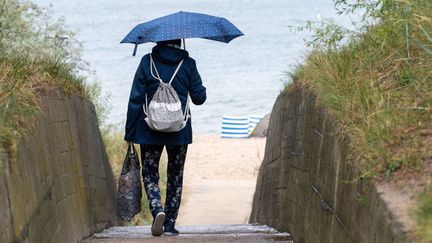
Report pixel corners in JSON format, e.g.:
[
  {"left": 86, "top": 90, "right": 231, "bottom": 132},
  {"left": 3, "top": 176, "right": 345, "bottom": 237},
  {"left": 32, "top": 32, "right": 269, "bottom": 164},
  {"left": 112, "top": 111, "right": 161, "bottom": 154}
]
[{"left": 33, "top": 0, "right": 351, "bottom": 133}]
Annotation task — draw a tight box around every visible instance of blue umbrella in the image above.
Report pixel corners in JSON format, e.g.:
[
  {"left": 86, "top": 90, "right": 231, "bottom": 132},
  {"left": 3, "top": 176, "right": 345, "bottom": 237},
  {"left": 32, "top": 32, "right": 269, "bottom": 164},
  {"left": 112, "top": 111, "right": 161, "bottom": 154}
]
[{"left": 121, "top": 11, "right": 244, "bottom": 56}]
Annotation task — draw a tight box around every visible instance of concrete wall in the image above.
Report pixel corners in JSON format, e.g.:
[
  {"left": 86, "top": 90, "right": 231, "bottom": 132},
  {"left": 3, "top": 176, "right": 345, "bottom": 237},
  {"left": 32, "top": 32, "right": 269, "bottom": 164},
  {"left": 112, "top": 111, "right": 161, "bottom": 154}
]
[
  {"left": 0, "top": 90, "right": 121, "bottom": 243},
  {"left": 250, "top": 84, "right": 411, "bottom": 243}
]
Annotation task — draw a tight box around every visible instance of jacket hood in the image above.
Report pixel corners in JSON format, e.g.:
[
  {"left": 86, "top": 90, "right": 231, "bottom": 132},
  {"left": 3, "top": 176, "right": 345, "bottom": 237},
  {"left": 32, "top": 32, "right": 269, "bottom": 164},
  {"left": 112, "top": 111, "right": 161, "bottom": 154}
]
[{"left": 151, "top": 44, "right": 189, "bottom": 64}]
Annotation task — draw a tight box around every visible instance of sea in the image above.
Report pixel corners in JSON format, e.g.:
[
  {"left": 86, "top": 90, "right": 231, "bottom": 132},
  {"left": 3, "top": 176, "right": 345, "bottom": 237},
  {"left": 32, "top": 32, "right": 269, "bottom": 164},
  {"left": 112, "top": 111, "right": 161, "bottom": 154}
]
[{"left": 32, "top": 0, "right": 352, "bottom": 133}]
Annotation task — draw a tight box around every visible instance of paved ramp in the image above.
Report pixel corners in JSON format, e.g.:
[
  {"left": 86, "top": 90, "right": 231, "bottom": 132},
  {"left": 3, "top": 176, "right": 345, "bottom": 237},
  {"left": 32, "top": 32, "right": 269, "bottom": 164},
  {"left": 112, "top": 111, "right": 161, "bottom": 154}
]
[
  {"left": 82, "top": 224, "right": 293, "bottom": 243},
  {"left": 177, "top": 179, "right": 256, "bottom": 224}
]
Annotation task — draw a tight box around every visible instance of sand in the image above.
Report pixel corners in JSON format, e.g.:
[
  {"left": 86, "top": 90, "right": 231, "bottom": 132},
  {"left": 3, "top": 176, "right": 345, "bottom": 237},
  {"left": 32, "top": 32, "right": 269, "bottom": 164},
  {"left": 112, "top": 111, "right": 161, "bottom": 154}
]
[{"left": 176, "top": 134, "right": 266, "bottom": 225}]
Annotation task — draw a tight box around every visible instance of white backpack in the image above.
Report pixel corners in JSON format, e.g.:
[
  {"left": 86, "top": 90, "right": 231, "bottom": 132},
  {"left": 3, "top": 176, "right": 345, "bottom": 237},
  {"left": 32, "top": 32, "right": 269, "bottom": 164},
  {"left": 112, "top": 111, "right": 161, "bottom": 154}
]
[{"left": 143, "top": 54, "right": 190, "bottom": 132}]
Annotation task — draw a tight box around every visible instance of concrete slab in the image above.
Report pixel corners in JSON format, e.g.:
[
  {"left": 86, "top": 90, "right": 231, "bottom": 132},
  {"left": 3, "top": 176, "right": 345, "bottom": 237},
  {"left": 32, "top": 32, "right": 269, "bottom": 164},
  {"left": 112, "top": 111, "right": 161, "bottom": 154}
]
[
  {"left": 82, "top": 224, "right": 293, "bottom": 243},
  {"left": 177, "top": 180, "right": 257, "bottom": 225}
]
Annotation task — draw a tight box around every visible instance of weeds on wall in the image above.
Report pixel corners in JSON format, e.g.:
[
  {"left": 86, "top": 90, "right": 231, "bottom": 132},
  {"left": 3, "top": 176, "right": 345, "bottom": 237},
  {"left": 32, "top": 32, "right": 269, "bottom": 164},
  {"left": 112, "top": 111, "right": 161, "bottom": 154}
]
[
  {"left": 0, "top": 0, "right": 163, "bottom": 225},
  {"left": 0, "top": 0, "right": 100, "bottom": 154},
  {"left": 290, "top": 0, "right": 432, "bottom": 239},
  {"left": 292, "top": 0, "right": 432, "bottom": 178}
]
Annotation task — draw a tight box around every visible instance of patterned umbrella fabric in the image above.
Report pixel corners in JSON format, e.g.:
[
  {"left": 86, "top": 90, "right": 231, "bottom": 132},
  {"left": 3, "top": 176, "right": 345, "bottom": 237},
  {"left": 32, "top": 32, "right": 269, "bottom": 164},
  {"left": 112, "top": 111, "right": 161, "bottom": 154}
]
[{"left": 121, "top": 11, "right": 244, "bottom": 55}]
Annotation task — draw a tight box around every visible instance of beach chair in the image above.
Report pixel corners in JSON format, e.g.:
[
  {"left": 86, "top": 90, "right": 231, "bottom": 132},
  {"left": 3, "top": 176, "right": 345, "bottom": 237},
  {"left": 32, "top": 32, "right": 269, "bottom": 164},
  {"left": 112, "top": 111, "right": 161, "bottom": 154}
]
[{"left": 220, "top": 115, "right": 249, "bottom": 138}]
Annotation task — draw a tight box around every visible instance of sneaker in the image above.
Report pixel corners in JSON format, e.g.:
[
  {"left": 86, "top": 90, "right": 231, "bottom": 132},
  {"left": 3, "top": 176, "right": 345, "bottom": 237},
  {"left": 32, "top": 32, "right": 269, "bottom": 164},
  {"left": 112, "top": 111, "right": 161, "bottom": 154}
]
[
  {"left": 163, "top": 224, "right": 179, "bottom": 236},
  {"left": 151, "top": 212, "right": 166, "bottom": 236}
]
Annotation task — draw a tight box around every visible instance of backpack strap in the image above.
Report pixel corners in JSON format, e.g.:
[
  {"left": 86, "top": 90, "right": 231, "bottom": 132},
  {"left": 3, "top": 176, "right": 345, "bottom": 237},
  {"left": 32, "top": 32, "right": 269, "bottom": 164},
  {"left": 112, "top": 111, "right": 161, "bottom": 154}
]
[
  {"left": 143, "top": 93, "right": 149, "bottom": 116},
  {"left": 168, "top": 59, "right": 184, "bottom": 84},
  {"left": 149, "top": 54, "right": 184, "bottom": 84},
  {"left": 184, "top": 95, "right": 191, "bottom": 120},
  {"left": 149, "top": 54, "right": 162, "bottom": 82}
]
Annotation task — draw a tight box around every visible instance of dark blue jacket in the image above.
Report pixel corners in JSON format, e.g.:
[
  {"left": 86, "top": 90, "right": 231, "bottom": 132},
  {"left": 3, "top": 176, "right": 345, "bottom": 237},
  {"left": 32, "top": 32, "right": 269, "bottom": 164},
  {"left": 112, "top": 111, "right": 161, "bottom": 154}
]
[{"left": 124, "top": 44, "right": 206, "bottom": 145}]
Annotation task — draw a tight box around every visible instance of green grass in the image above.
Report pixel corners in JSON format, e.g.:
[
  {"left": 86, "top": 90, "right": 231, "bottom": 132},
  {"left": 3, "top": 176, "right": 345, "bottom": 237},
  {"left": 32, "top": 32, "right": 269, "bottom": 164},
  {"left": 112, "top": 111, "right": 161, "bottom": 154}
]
[
  {"left": 0, "top": 0, "right": 93, "bottom": 156},
  {"left": 0, "top": 54, "right": 93, "bottom": 157},
  {"left": 290, "top": 0, "right": 432, "bottom": 240},
  {"left": 292, "top": 0, "right": 432, "bottom": 178},
  {"left": 102, "top": 127, "right": 168, "bottom": 225},
  {"left": 0, "top": 0, "right": 94, "bottom": 156},
  {"left": 415, "top": 184, "right": 432, "bottom": 242},
  {"left": 0, "top": 0, "right": 161, "bottom": 226},
  {"left": 0, "top": 0, "right": 163, "bottom": 226}
]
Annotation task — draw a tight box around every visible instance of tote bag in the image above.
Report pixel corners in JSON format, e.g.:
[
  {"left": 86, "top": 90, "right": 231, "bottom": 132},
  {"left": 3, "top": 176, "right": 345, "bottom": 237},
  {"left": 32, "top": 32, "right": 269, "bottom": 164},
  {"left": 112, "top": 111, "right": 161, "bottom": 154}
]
[{"left": 116, "top": 143, "right": 142, "bottom": 221}]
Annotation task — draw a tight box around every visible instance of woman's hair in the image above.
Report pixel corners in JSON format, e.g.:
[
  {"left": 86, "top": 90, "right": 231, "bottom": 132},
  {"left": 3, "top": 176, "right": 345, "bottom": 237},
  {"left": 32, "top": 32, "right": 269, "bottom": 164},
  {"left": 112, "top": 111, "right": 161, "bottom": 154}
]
[{"left": 156, "top": 39, "right": 181, "bottom": 47}]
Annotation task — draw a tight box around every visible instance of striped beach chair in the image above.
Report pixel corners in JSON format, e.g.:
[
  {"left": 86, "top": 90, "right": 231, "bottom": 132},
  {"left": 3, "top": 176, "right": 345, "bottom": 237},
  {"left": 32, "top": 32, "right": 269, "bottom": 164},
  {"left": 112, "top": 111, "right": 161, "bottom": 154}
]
[{"left": 220, "top": 115, "right": 249, "bottom": 138}]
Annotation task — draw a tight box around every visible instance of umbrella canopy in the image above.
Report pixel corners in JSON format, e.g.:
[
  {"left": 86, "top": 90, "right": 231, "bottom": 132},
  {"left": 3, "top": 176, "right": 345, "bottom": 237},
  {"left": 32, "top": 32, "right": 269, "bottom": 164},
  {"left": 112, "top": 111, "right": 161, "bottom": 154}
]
[{"left": 121, "top": 11, "right": 243, "bottom": 55}]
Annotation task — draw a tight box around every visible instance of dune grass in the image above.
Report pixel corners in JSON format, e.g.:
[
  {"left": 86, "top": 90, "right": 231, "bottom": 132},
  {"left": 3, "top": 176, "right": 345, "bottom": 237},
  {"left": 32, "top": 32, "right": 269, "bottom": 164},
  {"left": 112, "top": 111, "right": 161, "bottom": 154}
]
[
  {"left": 290, "top": 0, "right": 431, "bottom": 239},
  {"left": 1, "top": 0, "right": 160, "bottom": 225},
  {"left": 0, "top": 0, "right": 158, "bottom": 224},
  {"left": 0, "top": 53, "right": 93, "bottom": 156},
  {"left": 0, "top": 0, "right": 93, "bottom": 156},
  {"left": 292, "top": 0, "right": 432, "bottom": 178}
]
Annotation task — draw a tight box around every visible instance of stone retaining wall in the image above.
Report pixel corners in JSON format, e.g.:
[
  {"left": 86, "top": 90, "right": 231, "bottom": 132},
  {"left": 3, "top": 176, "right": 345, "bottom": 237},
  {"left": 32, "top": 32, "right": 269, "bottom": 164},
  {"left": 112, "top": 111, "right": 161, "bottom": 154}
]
[
  {"left": 250, "top": 84, "right": 411, "bottom": 243},
  {"left": 0, "top": 90, "right": 121, "bottom": 243}
]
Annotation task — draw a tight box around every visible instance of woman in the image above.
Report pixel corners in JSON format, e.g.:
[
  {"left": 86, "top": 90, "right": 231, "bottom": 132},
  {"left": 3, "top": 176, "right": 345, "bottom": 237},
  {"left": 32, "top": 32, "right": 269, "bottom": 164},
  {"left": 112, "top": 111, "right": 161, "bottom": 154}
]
[{"left": 124, "top": 39, "right": 206, "bottom": 236}]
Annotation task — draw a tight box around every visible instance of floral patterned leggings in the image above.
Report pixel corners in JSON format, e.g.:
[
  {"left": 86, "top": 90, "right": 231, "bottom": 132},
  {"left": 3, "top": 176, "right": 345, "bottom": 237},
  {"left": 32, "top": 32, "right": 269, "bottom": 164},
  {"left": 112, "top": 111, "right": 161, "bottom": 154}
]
[{"left": 140, "top": 144, "right": 188, "bottom": 227}]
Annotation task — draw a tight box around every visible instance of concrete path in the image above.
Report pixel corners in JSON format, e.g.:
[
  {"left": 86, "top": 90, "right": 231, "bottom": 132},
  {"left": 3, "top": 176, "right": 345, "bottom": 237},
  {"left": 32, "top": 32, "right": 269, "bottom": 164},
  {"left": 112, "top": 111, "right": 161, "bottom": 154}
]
[
  {"left": 82, "top": 224, "right": 293, "bottom": 243},
  {"left": 177, "top": 179, "right": 256, "bottom": 224},
  {"left": 83, "top": 136, "right": 273, "bottom": 242},
  {"left": 177, "top": 135, "right": 266, "bottom": 225}
]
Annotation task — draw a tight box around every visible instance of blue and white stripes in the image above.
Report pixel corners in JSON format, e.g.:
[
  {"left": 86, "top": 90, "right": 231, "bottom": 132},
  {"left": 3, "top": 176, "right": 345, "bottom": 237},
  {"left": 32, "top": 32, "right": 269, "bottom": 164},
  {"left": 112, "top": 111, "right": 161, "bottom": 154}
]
[
  {"left": 220, "top": 115, "right": 265, "bottom": 138},
  {"left": 220, "top": 115, "right": 249, "bottom": 138}
]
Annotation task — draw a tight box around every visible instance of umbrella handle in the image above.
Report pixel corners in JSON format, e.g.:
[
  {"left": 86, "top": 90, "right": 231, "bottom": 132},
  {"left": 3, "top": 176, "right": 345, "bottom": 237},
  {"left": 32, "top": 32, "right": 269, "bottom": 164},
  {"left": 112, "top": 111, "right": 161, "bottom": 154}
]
[{"left": 132, "top": 44, "right": 138, "bottom": 56}]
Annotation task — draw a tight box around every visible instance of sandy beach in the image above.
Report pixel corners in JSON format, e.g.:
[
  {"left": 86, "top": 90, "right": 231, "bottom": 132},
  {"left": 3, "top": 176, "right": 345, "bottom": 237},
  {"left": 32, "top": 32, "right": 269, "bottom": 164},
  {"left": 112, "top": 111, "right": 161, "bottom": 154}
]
[{"left": 176, "top": 134, "right": 266, "bottom": 225}]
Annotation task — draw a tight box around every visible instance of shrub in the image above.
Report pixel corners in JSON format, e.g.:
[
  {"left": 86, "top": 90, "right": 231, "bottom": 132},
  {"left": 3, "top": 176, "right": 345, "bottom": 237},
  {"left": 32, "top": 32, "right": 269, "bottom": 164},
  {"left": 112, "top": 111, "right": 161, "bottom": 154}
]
[
  {"left": 0, "top": 0, "right": 94, "bottom": 152},
  {"left": 292, "top": 0, "right": 432, "bottom": 178}
]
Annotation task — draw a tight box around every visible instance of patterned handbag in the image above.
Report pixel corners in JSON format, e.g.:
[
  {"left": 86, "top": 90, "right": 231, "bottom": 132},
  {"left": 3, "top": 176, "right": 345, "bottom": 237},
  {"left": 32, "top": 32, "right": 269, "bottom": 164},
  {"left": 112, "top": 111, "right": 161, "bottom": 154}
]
[{"left": 116, "top": 143, "right": 142, "bottom": 221}]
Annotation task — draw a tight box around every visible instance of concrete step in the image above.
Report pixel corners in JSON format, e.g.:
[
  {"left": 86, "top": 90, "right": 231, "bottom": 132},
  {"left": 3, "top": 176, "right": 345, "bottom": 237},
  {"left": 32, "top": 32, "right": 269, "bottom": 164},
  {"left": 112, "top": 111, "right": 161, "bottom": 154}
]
[{"left": 82, "top": 224, "right": 293, "bottom": 243}]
